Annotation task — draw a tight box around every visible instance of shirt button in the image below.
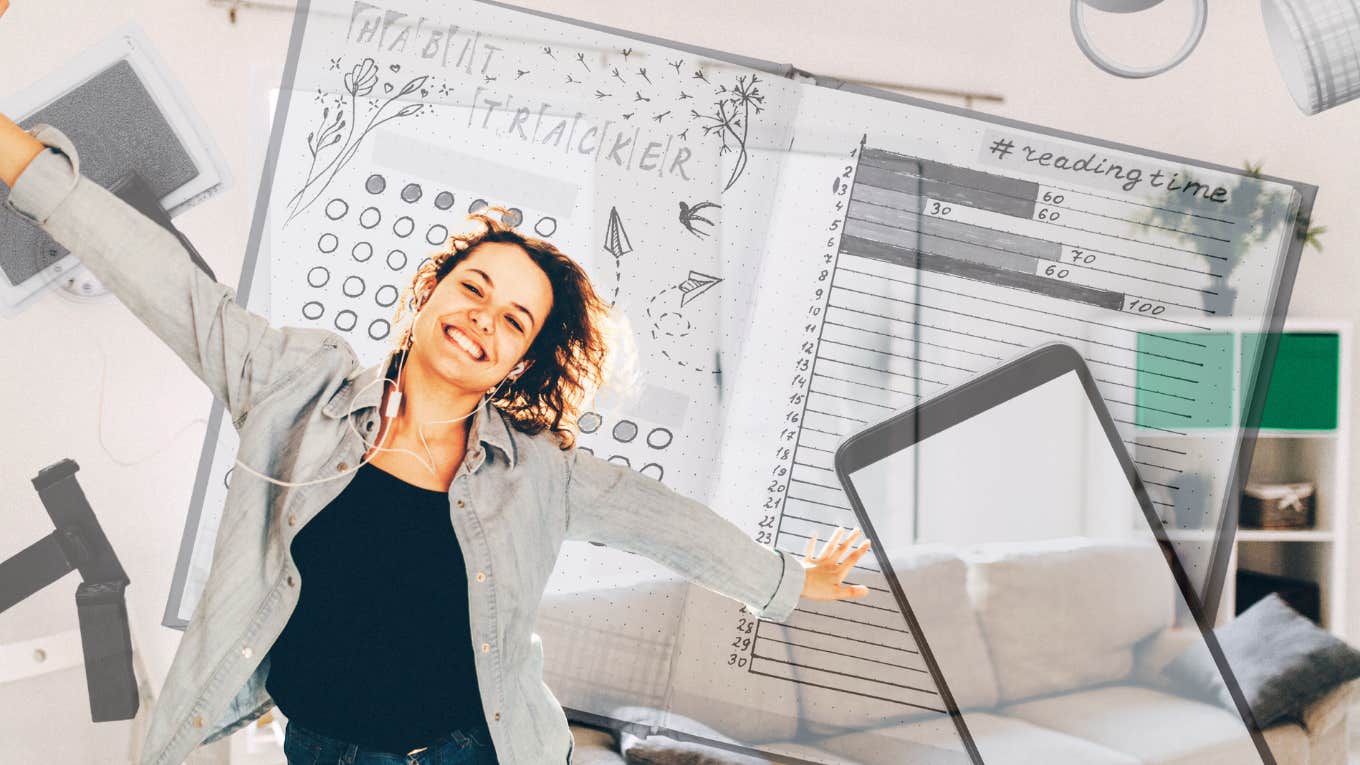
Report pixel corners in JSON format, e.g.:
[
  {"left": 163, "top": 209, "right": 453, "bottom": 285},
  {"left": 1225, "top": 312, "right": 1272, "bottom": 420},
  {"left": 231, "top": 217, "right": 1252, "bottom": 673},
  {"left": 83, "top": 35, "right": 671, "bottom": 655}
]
[
  {"left": 287, "top": 514, "right": 297, "bottom": 527},
  {"left": 337, "top": 462, "right": 348, "bottom": 471},
  {"left": 494, "top": 711, "right": 501, "bottom": 721},
  {"left": 286, "top": 575, "right": 296, "bottom": 587},
  {"left": 241, "top": 646, "right": 253, "bottom": 659},
  {"left": 192, "top": 714, "right": 204, "bottom": 728},
  {"left": 475, "top": 572, "right": 486, "bottom": 582},
  {"left": 456, "top": 500, "right": 465, "bottom": 508},
  {"left": 481, "top": 643, "right": 490, "bottom": 653}
]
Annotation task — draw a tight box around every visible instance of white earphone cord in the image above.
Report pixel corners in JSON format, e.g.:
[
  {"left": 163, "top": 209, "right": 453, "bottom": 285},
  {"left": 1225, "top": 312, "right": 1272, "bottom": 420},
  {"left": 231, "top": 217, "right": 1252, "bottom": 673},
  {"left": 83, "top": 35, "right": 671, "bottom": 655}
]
[{"left": 231, "top": 339, "right": 518, "bottom": 488}]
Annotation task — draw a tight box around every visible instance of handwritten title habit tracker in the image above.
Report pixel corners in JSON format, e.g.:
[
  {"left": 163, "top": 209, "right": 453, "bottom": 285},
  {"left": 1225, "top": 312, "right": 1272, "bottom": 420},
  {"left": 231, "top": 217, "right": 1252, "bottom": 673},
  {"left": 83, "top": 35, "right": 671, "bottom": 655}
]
[{"left": 345, "top": 0, "right": 697, "bottom": 181}]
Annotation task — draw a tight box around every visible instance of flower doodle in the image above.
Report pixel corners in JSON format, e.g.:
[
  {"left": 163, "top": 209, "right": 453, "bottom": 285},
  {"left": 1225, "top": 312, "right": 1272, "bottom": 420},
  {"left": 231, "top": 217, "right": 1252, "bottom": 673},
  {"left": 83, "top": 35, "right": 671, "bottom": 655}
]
[{"left": 286, "top": 58, "right": 427, "bottom": 224}]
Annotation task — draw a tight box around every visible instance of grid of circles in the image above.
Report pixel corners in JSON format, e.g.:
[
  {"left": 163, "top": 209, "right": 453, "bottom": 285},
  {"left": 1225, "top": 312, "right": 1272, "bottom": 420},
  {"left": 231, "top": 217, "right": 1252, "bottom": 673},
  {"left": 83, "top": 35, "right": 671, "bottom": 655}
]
[
  {"left": 304, "top": 175, "right": 560, "bottom": 341},
  {"left": 577, "top": 411, "right": 671, "bottom": 481}
]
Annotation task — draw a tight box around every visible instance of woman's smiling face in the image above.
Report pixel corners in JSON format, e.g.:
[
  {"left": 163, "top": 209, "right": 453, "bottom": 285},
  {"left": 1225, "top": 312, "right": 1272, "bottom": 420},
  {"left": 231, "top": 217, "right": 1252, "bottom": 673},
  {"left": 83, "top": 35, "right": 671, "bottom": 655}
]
[{"left": 410, "top": 240, "right": 555, "bottom": 394}]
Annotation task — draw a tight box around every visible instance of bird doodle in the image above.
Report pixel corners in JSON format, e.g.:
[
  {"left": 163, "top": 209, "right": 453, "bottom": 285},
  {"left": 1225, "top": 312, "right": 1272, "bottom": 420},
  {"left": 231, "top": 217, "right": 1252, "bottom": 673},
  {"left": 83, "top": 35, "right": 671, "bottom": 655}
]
[{"left": 678, "top": 200, "right": 720, "bottom": 238}]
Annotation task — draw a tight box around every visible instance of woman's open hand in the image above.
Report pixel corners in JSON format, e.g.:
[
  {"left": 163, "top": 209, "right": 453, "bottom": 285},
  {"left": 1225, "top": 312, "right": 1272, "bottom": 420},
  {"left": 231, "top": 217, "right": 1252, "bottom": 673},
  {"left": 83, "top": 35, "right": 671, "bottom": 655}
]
[{"left": 798, "top": 526, "right": 872, "bottom": 602}]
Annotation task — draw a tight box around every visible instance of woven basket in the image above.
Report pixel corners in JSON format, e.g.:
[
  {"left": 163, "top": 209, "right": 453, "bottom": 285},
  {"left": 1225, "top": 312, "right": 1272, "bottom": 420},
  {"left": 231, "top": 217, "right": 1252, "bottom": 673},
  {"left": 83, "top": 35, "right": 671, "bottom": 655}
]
[{"left": 1241, "top": 482, "right": 1315, "bottom": 530}]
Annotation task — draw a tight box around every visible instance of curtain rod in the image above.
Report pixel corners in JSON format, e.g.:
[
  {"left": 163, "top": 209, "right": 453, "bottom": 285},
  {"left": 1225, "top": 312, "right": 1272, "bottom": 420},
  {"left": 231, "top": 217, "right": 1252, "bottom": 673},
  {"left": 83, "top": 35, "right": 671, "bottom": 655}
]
[{"left": 206, "top": 0, "right": 1005, "bottom": 106}]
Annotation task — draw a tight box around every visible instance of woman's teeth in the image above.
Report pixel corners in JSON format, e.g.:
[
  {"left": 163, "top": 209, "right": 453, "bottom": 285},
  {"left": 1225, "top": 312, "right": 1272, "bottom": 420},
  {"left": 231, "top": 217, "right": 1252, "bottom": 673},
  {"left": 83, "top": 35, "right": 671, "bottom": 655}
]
[{"left": 443, "top": 325, "right": 485, "bottom": 360}]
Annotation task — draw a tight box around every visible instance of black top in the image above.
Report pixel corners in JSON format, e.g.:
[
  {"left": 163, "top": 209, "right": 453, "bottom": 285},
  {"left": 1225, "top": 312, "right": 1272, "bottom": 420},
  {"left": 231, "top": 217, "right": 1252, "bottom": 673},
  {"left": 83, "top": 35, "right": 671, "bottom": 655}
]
[{"left": 266, "top": 462, "right": 488, "bottom": 754}]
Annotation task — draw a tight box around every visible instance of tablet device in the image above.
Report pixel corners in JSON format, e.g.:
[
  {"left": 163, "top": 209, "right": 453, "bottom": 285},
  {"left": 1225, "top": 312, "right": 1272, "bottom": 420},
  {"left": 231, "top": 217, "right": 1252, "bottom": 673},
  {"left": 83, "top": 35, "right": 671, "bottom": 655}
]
[
  {"left": 834, "top": 343, "right": 1273, "bottom": 764},
  {"left": 0, "top": 24, "right": 229, "bottom": 313}
]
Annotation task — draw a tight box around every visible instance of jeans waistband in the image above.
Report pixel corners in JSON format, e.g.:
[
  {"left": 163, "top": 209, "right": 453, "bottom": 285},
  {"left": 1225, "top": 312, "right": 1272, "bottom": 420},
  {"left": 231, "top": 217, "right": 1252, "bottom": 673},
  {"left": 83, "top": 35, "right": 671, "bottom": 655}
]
[{"left": 286, "top": 719, "right": 489, "bottom": 758}]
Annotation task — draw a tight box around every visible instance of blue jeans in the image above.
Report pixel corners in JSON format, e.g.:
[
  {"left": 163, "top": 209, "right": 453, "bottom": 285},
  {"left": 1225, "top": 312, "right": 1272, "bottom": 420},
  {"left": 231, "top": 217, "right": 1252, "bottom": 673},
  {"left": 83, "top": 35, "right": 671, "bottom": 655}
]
[{"left": 282, "top": 720, "right": 499, "bottom": 765}]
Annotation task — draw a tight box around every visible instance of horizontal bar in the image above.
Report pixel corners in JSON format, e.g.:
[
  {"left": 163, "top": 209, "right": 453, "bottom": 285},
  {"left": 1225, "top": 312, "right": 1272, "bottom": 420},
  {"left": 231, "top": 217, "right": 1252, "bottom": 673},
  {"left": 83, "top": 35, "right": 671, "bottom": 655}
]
[
  {"left": 845, "top": 215, "right": 1041, "bottom": 274},
  {"left": 840, "top": 234, "right": 1126, "bottom": 311},
  {"left": 847, "top": 196, "right": 1062, "bottom": 262}
]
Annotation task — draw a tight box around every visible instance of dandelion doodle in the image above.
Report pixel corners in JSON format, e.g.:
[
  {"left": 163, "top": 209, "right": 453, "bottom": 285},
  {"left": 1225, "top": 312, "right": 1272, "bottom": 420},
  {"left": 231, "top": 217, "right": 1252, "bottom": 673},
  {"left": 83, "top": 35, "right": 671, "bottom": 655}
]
[
  {"left": 515, "top": 69, "right": 530, "bottom": 79},
  {"left": 637, "top": 67, "right": 651, "bottom": 84},
  {"left": 634, "top": 91, "right": 651, "bottom": 102},
  {"left": 690, "top": 74, "right": 765, "bottom": 191},
  {"left": 667, "top": 59, "right": 684, "bottom": 74}
]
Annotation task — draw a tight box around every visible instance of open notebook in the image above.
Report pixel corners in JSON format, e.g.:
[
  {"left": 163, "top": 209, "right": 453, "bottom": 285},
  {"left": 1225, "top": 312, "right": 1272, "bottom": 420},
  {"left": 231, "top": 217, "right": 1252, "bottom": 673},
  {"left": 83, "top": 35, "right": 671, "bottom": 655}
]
[{"left": 165, "top": 0, "right": 1313, "bottom": 761}]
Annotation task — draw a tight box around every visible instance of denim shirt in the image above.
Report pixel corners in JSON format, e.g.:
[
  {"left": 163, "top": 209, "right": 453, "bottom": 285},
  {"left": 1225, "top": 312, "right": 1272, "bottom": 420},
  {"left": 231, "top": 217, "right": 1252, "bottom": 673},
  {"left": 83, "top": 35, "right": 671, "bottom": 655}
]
[{"left": 6, "top": 125, "right": 807, "bottom": 765}]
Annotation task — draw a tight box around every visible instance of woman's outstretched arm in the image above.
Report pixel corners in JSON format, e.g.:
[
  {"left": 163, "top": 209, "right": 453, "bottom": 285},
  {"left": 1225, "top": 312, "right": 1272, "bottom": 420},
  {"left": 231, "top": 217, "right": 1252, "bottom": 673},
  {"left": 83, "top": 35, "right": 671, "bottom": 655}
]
[
  {"left": 564, "top": 446, "right": 870, "bottom": 623},
  {"left": 1, "top": 119, "right": 342, "bottom": 426}
]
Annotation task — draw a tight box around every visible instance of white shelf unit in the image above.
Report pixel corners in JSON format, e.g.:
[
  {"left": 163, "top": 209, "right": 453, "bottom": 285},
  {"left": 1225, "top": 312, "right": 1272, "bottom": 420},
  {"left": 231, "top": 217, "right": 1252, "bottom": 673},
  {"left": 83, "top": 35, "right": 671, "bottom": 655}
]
[{"left": 1150, "top": 319, "right": 1351, "bottom": 636}]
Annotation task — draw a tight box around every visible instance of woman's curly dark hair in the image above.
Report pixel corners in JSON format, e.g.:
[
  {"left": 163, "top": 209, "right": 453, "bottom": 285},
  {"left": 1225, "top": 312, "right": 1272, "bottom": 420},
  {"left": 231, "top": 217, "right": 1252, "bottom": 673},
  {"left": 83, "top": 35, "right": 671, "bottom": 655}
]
[{"left": 390, "top": 206, "right": 611, "bottom": 449}]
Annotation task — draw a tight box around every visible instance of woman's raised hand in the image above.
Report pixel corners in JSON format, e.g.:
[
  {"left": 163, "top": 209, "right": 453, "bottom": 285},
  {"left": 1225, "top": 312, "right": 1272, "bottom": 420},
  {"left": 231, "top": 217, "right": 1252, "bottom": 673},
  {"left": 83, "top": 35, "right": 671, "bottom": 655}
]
[
  {"left": 798, "top": 526, "right": 872, "bottom": 602},
  {"left": 0, "top": 113, "right": 45, "bottom": 188}
]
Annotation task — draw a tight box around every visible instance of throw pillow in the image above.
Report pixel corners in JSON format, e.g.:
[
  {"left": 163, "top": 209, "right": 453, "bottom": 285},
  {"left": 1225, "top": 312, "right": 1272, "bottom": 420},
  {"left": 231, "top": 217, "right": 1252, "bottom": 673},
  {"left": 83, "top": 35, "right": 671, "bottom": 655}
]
[{"left": 1165, "top": 593, "right": 1360, "bottom": 727}]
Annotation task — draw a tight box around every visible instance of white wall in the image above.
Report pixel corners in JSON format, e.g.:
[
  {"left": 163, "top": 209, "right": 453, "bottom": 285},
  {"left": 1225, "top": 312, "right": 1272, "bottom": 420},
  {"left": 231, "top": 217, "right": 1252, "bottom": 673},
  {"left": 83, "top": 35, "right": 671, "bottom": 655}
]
[{"left": 1, "top": 0, "right": 1356, "bottom": 740}]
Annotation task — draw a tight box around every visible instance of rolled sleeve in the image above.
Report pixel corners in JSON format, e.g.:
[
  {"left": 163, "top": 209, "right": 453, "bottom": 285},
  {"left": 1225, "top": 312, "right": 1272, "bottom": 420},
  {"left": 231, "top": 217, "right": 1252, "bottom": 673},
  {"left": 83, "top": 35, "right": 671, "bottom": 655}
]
[
  {"left": 5, "top": 124, "right": 81, "bottom": 225},
  {"left": 4, "top": 124, "right": 342, "bottom": 427},
  {"left": 564, "top": 447, "right": 805, "bottom": 624}
]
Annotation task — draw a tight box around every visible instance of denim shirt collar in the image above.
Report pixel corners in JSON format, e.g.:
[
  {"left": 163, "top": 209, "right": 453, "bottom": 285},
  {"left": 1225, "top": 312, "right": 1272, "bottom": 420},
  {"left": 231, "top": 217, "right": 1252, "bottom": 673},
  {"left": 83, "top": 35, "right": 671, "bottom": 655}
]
[{"left": 322, "top": 352, "right": 520, "bottom": 469}]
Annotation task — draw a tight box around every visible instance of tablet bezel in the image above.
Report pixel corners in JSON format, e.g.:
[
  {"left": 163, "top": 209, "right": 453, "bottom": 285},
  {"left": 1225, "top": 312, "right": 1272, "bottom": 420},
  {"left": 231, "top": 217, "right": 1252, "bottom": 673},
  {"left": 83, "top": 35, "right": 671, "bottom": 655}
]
[{"left": 833, "top": 341, "right": 1276, "bottom": 765}]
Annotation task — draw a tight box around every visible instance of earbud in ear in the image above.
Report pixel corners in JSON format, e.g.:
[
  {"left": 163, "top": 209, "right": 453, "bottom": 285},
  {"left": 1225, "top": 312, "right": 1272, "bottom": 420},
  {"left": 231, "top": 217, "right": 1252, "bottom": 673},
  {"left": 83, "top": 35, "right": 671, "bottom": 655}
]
[{"left": 509, "top": 361, "right": 527, "bottom": 378}]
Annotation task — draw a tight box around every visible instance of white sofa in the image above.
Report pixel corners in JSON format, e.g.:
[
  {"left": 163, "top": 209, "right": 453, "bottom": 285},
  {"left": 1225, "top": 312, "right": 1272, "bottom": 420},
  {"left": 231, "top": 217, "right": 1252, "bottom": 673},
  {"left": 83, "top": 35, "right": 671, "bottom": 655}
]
[{"left": 556, "top": 539, "right": 1358, "bottom": 765}]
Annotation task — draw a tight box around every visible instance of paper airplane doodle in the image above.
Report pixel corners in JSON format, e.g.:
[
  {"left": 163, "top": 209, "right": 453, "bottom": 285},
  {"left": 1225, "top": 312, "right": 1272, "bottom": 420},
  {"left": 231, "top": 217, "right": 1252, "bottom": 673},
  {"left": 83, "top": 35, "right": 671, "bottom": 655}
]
[
  {"left": 678, "top": 270, "right": 722, "bottom": 306},
  {"left": 604, "top": 206, "right": 632, "bottom": 258},
  {"left": 602, "top": 206, "right": 632, "bottom": 307}
]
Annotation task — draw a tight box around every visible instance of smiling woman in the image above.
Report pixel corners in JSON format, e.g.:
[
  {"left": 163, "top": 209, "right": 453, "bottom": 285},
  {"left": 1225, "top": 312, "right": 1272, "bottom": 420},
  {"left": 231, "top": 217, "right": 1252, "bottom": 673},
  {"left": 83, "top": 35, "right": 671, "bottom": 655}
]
[
  {"left": 391, "top": 209, "right": 610, "bottom": 451},
  {"left": 0, "top": 113, "right": 872, "bottom": 765}
]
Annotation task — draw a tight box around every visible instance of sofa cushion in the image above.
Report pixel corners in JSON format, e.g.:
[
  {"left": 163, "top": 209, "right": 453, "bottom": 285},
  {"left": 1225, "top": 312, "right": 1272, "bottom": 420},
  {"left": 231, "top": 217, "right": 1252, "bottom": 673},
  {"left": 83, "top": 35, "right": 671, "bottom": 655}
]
[
  {"left": 569, "top": 724, "right": 629, "bottom": 764},
  {"left": 612, "top": 707, "right": 772, "bottom": 764},
  {"left": 1003, "top": 685, "right": 1268, "bottom": 765},
  {"left": 806, "top": 712, "right": 1138, "bottom": 765},
  {"left": 962, "top": 538, "right": 1173, "bottom": 703},
  {"left": 1261, "top": 722, "right": 1310, "bottom": 765},
  {"left": 1166, "top": 593, "right": 1360, "bottom": 728},
  {"left": 878, "top": 545, "right": 1000, "bottom": 710}
]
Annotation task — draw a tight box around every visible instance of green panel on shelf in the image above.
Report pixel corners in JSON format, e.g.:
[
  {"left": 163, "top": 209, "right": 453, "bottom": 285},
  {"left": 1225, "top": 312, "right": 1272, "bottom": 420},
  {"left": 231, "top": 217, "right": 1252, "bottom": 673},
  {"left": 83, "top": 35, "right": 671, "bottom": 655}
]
[
  {"left": 1240, "top": 332, "right": 1339, "bottom": 430},
  {"left": 1136, "top": 331, "right": 1234, "bottom": 430}
]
